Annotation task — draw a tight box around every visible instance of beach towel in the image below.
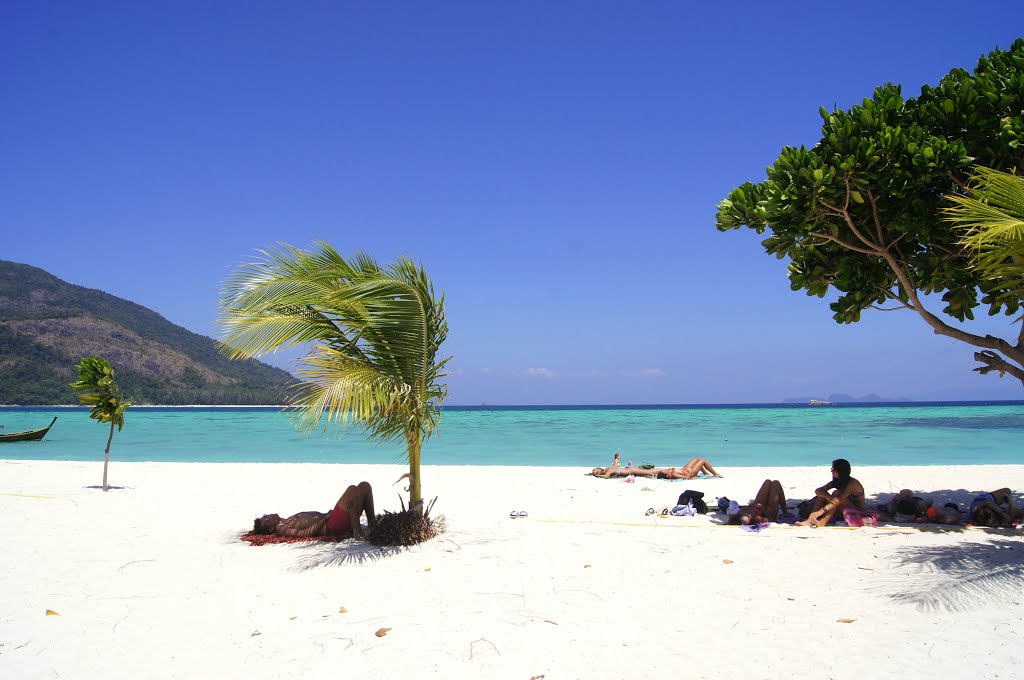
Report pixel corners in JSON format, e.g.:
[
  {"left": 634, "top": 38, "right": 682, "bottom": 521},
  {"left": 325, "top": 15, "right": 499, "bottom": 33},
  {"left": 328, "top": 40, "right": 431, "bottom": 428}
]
[
  {"left": 842, "top": 508, "right": 880, "bottom": 528},
  {"left": 741, "top": 522, "right": 771, "bottom": 533},
  {"left": 240, "top": 531, "right": 345, "bottom": 547}
]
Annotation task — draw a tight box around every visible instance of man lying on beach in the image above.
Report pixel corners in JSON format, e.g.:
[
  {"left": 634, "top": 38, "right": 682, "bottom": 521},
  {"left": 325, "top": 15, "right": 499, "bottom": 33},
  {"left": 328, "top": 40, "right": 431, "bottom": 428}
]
[
  {"left": 969, "top": 488, "right": 1021, "bottom": 527},
  {"left": 795, "top": 458, "right": 866, "bottom": 528},
  {"left": 590, "top": 456, "right": 722, "bottom": 479},
  {"left": 728, "top": 479, "right": 786, "bottom": 526},
  {"left": 252, "top": 481, "right": 376, "bottom": 540}
]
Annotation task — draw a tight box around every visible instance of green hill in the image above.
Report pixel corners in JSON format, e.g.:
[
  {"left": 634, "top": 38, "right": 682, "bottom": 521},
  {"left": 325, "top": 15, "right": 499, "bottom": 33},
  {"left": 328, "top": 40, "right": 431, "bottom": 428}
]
[{"left": 0, "top": 260, "right": 297, "bottom": 405}]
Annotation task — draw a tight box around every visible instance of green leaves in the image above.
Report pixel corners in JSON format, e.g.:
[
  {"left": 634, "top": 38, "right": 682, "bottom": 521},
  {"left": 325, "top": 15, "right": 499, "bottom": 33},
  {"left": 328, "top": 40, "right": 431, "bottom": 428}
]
[
  {"left": 217, "top": 242, "right": 451, "bottom": 455},
  {"left": 69, "top": 357, "right": 132, "bottom": 429}
]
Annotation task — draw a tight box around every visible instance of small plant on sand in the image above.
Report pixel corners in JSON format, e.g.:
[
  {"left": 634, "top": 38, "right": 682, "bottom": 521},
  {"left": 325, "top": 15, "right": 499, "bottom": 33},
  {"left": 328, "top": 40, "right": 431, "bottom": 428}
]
[
  {"left": 218, "top": 242, "right": 450, "bottom": 544},
  {"left": 70, "top": 357, "right": 133, "bottom": 491},
  {"left": 369, "top": 497, "right": 441, "bottom": 547}
]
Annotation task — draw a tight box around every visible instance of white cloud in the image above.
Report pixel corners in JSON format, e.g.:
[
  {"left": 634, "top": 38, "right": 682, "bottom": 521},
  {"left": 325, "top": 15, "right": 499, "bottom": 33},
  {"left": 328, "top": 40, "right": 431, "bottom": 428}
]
[
  {"left": 525, "top": 367, "right": 555, "bottom": 379},
  {"left": 619, "top": 368, "right": 666, "bottom": 378}
]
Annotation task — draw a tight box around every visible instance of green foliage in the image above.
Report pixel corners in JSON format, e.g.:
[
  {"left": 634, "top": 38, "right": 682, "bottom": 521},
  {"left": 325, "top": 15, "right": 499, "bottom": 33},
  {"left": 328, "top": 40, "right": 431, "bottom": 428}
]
[
  {"left": 716, "top": 39, "right": 1024, "bottom": 383},
  {"left": 70, "top": 357, "right": 133, "bottom": 430},
  {"left": 219, "top": 242, "right": 451, "bottom": 511},
  {"left": 945, "top": 166, "right": 1024, "bottom": 316}
]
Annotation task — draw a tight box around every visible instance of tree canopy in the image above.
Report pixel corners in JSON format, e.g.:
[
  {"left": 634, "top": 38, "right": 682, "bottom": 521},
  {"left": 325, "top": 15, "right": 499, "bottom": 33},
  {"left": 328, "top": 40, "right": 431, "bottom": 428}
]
[
  {"left": 716, "top": 39, "right": 1024, "bottom": 385},
  {"left": 218, "top": 242, "right": 450, "bottom": 513}
]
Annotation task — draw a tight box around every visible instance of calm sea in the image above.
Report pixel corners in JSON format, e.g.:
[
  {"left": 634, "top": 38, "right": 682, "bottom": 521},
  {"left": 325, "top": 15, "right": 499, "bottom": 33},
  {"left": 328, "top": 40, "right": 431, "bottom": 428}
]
[{"left": 1, "top": 402, "right": 1021, "bottom": 467}]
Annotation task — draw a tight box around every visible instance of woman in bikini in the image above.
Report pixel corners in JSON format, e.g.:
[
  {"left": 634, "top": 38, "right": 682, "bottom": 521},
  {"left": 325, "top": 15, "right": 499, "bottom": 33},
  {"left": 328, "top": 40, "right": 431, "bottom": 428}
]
[
  {"left": 729, "top": 479, "right": 787, "bottom": 525},
  {"left": 591, "top": 454, "right": 722, "bottom": 479},
  {"left": 795, "top": 458, "right": 866, "bottom": 528},
  {"left": 252, "top": 481, "right": 376, "bottom": 540}
]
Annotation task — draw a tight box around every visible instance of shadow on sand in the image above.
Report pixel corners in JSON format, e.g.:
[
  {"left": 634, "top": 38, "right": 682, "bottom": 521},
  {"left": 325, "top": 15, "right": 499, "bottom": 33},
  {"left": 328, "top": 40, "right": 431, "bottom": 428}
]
[
  {"left": 289, "top": 541, "right": 410, "bottom": 570},
  {"left": 886, "top": 537, "right": 1024, "bottom": 612}
]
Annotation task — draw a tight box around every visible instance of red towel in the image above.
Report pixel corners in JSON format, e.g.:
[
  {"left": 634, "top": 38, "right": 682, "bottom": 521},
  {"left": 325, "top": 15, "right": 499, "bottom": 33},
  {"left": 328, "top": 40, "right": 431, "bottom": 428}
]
[{"left": 239, "top": 531, "right": 345, "bottom": 547}]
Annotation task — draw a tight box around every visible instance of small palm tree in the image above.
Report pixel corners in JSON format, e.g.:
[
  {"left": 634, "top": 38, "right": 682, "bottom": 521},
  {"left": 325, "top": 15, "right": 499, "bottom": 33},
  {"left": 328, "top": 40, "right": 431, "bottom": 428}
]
[
  {"left": 944, "top": 166, "right": 1024, "bottom": 381},
  {"left": 218, "top": 242, "right": 450, "bottom": 515},
  {"left": 70, "top": 357, "right": 133, "bottom": 491}
]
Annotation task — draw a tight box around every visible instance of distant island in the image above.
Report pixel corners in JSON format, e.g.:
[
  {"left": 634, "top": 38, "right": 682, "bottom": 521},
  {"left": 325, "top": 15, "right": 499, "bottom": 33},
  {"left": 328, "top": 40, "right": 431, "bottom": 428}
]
[
  {"left": 0, "top": 260, "right": 296, "bottom": 405},
  {"left": 783, "top": 393, "right": 911, "bottom": 404}
]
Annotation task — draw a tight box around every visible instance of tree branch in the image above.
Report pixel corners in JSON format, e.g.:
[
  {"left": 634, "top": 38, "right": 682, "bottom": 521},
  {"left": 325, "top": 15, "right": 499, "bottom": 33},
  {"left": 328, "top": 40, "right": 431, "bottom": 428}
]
[
  {"left": 804, "top": 232, "right": 879, "bottom": 256},
  {"left": 817, "top": 198, "right": 881, "bottom": 252},
  {"left": 973, "top": 350, "right": 1024, "bottom": 383},
  {"left": 869, "top": 304, "right": 913, "bottom": 312},
  {"left": 867, "top": 190, "right": 886, "bottom": 248},
  {"left": 947, "top": 171, "right": 969, "bottom": 192}
]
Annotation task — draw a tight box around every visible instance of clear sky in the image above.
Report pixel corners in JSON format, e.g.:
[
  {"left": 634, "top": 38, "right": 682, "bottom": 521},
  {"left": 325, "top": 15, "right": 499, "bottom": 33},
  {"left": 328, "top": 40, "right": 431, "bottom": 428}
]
[{"left": 2, "top": 2, "right": 1022, "bottom": 404}]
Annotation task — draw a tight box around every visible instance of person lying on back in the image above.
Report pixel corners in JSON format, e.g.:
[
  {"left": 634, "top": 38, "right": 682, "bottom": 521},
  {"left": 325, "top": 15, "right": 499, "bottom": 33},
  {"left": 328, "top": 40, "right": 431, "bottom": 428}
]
[
  {"left": 796, "top": 458, "right": 865, "bottom": 528},
  {"left": 729, "top": 479, "right": 786, "bottom": 526},
  {"left": 969, "top": 488, "right": 1020, "bottom": 528},
  {"left": 253, "top": 481, "right": 376, "bottom": 541}
]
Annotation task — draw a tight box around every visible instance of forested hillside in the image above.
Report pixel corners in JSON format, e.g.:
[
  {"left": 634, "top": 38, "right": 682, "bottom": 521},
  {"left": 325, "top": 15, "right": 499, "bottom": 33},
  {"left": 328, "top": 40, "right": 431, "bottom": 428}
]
[{"left": 0, "top": 260, "right": 296, "bottom": 404}]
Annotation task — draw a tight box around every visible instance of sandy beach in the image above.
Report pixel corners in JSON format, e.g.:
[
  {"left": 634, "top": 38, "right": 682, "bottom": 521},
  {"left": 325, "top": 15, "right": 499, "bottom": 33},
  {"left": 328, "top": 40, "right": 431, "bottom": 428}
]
[{"left": 2, "top": 460, "right": 1022, "bottom": 679}]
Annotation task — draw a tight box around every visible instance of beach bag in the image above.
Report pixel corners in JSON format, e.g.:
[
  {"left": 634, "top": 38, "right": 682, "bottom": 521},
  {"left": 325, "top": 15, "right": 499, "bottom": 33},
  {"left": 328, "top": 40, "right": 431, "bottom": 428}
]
[
  {"left": 842, "top": 508, "right": 879, "bottom": 528},
  {"left": 676, "top": 490, "right": 708, "bottom": 514}
]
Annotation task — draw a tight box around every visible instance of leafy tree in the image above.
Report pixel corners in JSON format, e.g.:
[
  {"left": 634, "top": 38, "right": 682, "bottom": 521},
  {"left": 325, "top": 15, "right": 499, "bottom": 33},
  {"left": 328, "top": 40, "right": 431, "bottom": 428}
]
[
  {"left": 218, "top": 242, "right": 450, "bottom": 515},
  {"left": 716, "top": 39, "right": 1024, "bottom": 385},
  {"left": 70, "top": 357, "right": 133, "bottom": 491}
]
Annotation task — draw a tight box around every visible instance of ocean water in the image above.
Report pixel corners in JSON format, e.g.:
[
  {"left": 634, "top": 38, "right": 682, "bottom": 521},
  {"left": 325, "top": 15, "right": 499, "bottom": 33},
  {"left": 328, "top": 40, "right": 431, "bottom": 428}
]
[{"left": 1, "top": 403, "right": 1021, "bottom": 467}]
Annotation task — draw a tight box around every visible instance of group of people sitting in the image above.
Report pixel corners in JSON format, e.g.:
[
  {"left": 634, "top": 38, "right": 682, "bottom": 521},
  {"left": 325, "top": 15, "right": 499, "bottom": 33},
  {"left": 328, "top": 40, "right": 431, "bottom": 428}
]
[{"left": 725, "top": 458, "right": 1022, "bottom": 529}]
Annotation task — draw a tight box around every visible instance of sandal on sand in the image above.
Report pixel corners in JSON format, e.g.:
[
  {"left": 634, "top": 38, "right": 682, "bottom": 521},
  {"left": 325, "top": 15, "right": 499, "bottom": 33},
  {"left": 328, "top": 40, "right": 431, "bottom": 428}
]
[
  {"left": 509, "top": 510, "right": 518, "bottom": 519},
  {"left": 518, "top": 510, "right": 528, "bottom": 518},
  {"left": 645, "top": 508, "right": 656, "bottom": 516}
]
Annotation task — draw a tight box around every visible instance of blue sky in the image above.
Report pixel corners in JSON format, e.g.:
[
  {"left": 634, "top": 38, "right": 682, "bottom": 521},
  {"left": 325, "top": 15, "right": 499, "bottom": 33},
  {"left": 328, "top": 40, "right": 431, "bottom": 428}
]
[{"left": 2, "top": 2, "right": 1022, "bottom": 404}]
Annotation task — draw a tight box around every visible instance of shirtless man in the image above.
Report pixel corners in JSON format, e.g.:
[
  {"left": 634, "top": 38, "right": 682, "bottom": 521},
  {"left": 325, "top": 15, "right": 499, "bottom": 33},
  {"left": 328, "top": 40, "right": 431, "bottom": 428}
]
[
  {"left": 796, "top": 458, "right": 865, "bottom": 528},
  {"left": 253, "top": 481, "right": 376, "bottom": 540}
]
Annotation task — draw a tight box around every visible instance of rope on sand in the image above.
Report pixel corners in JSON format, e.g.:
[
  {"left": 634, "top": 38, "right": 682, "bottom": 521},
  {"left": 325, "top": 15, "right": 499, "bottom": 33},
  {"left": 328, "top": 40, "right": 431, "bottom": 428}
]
[{"left": 0, "top": 492, "right": 57, "bottom": 499}]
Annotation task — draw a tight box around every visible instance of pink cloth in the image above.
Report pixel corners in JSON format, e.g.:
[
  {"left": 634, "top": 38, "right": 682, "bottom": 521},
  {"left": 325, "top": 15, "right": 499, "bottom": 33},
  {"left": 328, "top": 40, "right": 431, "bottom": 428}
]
[{"left": 843, "top": 508, "right": 880, "bottom": 528}]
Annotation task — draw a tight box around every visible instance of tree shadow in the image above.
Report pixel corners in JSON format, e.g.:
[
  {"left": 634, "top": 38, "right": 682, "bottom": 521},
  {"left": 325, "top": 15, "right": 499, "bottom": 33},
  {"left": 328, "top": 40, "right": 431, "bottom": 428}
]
[
  {"left": 289, "top": 540, "right": 410, "bottom": 570},
  {"left": 885, "top": 537, "right": 1024, "bottom": 612}
]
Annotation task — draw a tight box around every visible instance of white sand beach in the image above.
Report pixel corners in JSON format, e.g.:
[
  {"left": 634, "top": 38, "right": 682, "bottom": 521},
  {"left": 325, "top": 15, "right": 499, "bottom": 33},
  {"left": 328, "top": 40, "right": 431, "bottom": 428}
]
[{"left": 2, "top": 461, "right": 1022, "bottom": 680}]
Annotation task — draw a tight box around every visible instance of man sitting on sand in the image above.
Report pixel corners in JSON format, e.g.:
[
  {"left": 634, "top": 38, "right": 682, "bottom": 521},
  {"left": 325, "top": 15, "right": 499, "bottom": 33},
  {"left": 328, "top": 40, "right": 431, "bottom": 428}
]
[
  {"left": 796, "top": 458, "right": 866, "bottom": 528},
  {"left": 253, "top": 481, "right": 376, "bottom": 540},
  {"left": 591, "top": 454, "right": 721, "bottom": 480},
  {"left": 729, "top": 479, "right": 786, "bottom": 526}
]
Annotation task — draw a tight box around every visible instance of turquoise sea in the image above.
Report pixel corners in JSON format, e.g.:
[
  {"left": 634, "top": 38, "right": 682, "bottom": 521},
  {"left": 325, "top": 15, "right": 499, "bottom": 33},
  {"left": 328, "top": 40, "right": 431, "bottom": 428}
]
[{"left": 1, "top": 403, "right": 1021, "bottom": 467}]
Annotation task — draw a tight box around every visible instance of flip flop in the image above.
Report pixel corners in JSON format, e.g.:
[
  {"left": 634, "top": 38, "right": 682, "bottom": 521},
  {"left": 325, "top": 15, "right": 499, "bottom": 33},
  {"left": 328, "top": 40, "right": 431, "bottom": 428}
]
[
  {"left": 509, "top": 510, "right": 518, "bottom": 519},
  {"left": 518, "top": 511, "right": 528, "bottom": 518},
  {"left": 645, "top": 508, "right": 656, "bottom": 516}
]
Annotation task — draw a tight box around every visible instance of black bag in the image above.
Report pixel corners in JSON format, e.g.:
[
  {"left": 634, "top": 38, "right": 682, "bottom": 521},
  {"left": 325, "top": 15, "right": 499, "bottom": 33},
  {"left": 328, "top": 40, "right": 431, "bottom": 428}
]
[{"left": 677, "top": 489, "right": 708, "bottom": 514}]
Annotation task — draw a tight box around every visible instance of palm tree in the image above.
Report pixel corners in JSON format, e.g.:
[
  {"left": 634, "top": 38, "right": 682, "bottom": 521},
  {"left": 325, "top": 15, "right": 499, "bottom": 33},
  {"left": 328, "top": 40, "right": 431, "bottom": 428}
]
[
  {"left": 944, "top": 166, "right": 1024, "bottom": 382},
  {"left": 217, "top": 242, "right": 450, "bottom": 514},
  {"left": 70, "top": 357, "right": 133, "bottom": 491}
]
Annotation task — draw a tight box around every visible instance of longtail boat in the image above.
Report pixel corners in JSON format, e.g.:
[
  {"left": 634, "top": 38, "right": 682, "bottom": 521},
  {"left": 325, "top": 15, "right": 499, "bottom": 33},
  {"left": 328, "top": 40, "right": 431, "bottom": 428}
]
[{"left": 0, "top": 417, "right": 57, "bottom": 442}]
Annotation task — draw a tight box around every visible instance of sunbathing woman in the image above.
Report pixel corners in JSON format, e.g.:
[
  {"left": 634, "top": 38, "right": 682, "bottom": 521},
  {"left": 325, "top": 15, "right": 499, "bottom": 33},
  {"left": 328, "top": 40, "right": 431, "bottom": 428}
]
[
  {"left": 796, "top": 458, "right": 866, "bottom": 528},
  {"left": 590, "top": 457, "right": 721, "bottom": 479},
  {"left": 253, "top": 481, "right": 376, "bottom": 540},
  {"left": 655, "top": 458, "right": 722, "bottom": 479},
  {"left": 729, "top": 479, "right": 786, "bottom": 526}
]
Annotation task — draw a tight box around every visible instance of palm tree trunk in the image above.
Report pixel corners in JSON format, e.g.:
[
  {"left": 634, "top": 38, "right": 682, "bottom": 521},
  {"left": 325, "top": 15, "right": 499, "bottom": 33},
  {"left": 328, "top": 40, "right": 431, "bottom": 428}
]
[
  {"left": 405, "top": 427, "right": 423, "bottom": 515},
  {"left": 103, "top": 420, "right": 115, "bottom": 492}
]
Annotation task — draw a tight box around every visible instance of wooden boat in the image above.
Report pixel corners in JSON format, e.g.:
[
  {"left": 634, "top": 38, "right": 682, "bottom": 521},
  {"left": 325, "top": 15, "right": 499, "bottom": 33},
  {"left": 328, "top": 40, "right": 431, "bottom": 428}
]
[{"left": 0, "top": 417, "right": 57, "bottom": 442}]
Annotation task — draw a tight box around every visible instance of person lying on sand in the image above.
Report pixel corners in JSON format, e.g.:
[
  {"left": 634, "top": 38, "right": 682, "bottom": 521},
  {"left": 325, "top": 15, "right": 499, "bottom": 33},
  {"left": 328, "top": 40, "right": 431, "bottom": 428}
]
[
  {"left": 969, "top": 488, "right": 1020, "bottom": 528},
  {"left": 590, "top": 457, "right": 721, "bottom": 479},
  {"left": 253, "top": 481, "right": 376, "bottom": 540},
  {"left": 796, "top": 458, "right": 865, "bottom": 528},
  {"left": 729, "top": 479, "right": 786, "bottom": 526}
]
